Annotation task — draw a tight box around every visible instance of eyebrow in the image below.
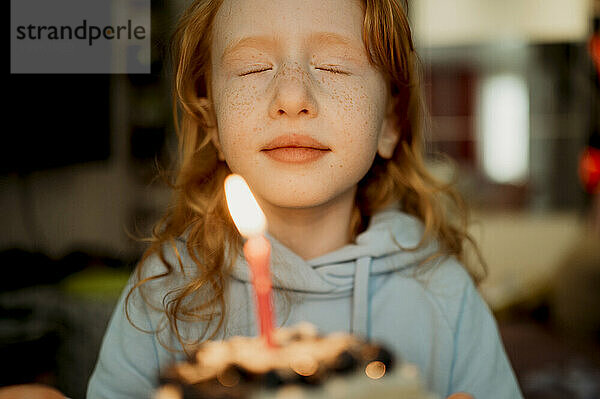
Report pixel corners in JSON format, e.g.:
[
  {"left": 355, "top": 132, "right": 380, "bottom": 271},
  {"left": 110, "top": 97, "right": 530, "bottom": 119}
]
[{"left": 220, "top": 31, "right": 364, "bottom": 63}]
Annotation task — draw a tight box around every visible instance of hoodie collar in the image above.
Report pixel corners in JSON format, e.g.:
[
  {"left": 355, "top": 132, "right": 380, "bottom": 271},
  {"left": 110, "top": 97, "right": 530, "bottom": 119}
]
[
  {"left": 227, "top": 206, "right": 439, "bottom": 338},
  {"left": 228, "top": 206, "right": 438, "bottom": 293}
]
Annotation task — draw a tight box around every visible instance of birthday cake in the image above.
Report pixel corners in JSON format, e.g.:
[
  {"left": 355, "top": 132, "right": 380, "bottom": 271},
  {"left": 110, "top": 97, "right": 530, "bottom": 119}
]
[{"left": 154, "top": 323, "right": 438, "bottom": 399}]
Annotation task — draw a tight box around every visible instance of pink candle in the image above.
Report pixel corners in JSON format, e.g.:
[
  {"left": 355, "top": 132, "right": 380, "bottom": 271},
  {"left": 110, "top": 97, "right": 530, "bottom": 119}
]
[
  {"left": 243, "top": 235, "right": 275, "bottom": 346},
  {"left": 224, "top": 174, "right": 276, "bottom": 347}
]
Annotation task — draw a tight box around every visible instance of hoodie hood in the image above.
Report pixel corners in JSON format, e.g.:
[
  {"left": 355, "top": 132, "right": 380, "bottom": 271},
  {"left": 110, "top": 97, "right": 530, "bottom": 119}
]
[{"left": 228, "top": 207, "right": 439, "bottom": 337}]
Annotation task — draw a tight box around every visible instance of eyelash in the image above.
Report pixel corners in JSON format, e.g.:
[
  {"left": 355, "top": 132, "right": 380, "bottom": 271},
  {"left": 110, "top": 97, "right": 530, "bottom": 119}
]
[
  {"left": 239, "top": 66, "right": 347, "bottom": 76},
  {"left": 319, "top": 66, "right": 347, "bottom": 75}
]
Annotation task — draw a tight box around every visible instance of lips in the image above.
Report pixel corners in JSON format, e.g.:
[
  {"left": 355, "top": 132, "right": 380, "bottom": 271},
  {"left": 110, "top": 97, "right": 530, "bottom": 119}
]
[
  {"left": 261, "top": 134, "right": 330, "bottom": 164},
  {"left": 261, "top": 134, "right": 330, "bottom": 151}
]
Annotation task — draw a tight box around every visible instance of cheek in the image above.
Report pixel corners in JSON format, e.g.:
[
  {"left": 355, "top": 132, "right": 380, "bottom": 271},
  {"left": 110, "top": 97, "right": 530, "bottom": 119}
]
[
  {"left": 332, "top": 83, "right": 383, "bottom": 148},
  {"left": 215, "top": 84, "right": 262, "bottom": 154},
  {"left": 329, "top": 83, "right": 386, "bottom": 180},
  {"left": 217, "top": 84, "right": 260, "bottom": 123}
]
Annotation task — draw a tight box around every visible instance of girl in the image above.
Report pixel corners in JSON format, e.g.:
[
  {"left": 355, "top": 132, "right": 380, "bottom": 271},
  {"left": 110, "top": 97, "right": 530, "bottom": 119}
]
[{"left": 88, "top": 0, "right": 523, "bottom": 398}]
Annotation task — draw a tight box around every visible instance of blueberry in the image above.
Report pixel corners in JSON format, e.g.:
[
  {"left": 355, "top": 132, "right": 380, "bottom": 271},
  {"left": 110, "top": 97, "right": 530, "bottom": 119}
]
[
  {"left": 262, "top": 370, "right": 284, "bottom": 388},
  {"left": 332, "top": 350, "right": 358, "bottom": 374},
  {"left": 229, "top": 364, "right": 253, "bottom": 382},
  {"left": 369, "top": 346, "right": 394, "bottom": 372}
]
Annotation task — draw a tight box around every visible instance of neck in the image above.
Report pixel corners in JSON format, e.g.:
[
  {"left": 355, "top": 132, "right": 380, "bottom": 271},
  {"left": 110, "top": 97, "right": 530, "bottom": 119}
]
[{"left": 259, "top": 188, "right": 357, "bottom": 260}]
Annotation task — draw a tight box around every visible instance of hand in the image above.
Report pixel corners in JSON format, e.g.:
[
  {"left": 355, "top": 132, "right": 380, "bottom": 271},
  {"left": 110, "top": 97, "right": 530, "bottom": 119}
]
[
  {"left": 447, "top": 393, "right": 474, "bottom": 399},
  {"left": 0, "top": 384, "right": 67, "bottom": 399}
]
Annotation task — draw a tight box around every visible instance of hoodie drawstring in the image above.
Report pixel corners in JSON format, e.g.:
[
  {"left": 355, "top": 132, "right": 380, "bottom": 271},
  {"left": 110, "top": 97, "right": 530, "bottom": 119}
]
[{"left": 351, "top": 256, "right": 372, "bottom": 338}]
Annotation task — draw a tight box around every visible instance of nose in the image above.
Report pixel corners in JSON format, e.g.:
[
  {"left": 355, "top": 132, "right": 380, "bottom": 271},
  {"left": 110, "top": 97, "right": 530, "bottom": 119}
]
[{"left": 268, "top": 62, "right": 318, "bottom": 120}]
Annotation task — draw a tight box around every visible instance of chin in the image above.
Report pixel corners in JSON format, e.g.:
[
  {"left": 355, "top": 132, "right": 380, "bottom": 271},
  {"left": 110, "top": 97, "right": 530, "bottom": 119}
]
[{"left": 252, "top": 178, "right": 355, "bottom": 210}]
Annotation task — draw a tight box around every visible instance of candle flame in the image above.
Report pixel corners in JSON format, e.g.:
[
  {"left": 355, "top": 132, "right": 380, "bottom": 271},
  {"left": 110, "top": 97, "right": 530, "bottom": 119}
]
[{"left": 224, "top": 174, "right": 267, "bottom": 238}]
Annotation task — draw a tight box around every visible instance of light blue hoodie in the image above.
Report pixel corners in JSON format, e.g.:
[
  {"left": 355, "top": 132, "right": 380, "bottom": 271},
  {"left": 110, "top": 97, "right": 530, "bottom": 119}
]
[{"left": 87, "top": 207, "right": 523, "bottom": 398}]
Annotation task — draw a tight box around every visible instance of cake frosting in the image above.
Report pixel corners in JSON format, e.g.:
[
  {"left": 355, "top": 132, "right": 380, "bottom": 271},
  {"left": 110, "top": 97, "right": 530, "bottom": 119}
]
[{"left": 155, "top": 323, "right": 439, "bottom": 399}]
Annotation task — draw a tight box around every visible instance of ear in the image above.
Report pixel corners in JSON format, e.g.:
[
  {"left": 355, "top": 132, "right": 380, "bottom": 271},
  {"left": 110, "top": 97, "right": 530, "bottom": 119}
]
[
  {"left": 197, "top": 97, "right": 225, "bottom": 161},
  {"left": 377, "top": 106, "right": 400, "bottom": 159}
]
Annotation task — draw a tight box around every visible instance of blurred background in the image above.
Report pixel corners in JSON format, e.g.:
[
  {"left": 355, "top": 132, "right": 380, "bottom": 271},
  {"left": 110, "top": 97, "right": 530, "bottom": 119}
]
[{"left": 2, "top": 0, "right": 600, "bottom": 398}]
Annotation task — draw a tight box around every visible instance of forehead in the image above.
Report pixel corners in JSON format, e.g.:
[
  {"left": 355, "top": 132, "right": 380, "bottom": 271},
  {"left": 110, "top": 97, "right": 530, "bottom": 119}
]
[{"left": 212, "top": 0, "right": 364, "bottom": 57}]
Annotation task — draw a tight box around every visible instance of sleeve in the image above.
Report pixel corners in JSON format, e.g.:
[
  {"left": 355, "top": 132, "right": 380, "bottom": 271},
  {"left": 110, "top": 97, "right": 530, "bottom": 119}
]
[
  {"left": 86, "top": 278, "right": 163, "bottom": 399},
  {"left": 448, "top": 279, "right": 524, "bottom": 399}
]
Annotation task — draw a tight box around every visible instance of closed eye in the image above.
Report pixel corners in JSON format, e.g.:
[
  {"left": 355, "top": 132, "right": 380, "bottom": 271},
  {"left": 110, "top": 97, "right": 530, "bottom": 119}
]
[
  {"left": 239, "top": 66, "right": 348, "bottom": 76},
  {"left": 240, "top": 67, "right": 272, "bottom": 76},
  {"left": 317, "top": 66, "right": 348, "bottom": 75}
]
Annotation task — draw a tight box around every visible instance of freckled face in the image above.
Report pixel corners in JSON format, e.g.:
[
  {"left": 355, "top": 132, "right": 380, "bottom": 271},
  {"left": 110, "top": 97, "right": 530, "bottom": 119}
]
[{"left": 209, "top": 0, "right": 390, "bottom": 209}]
